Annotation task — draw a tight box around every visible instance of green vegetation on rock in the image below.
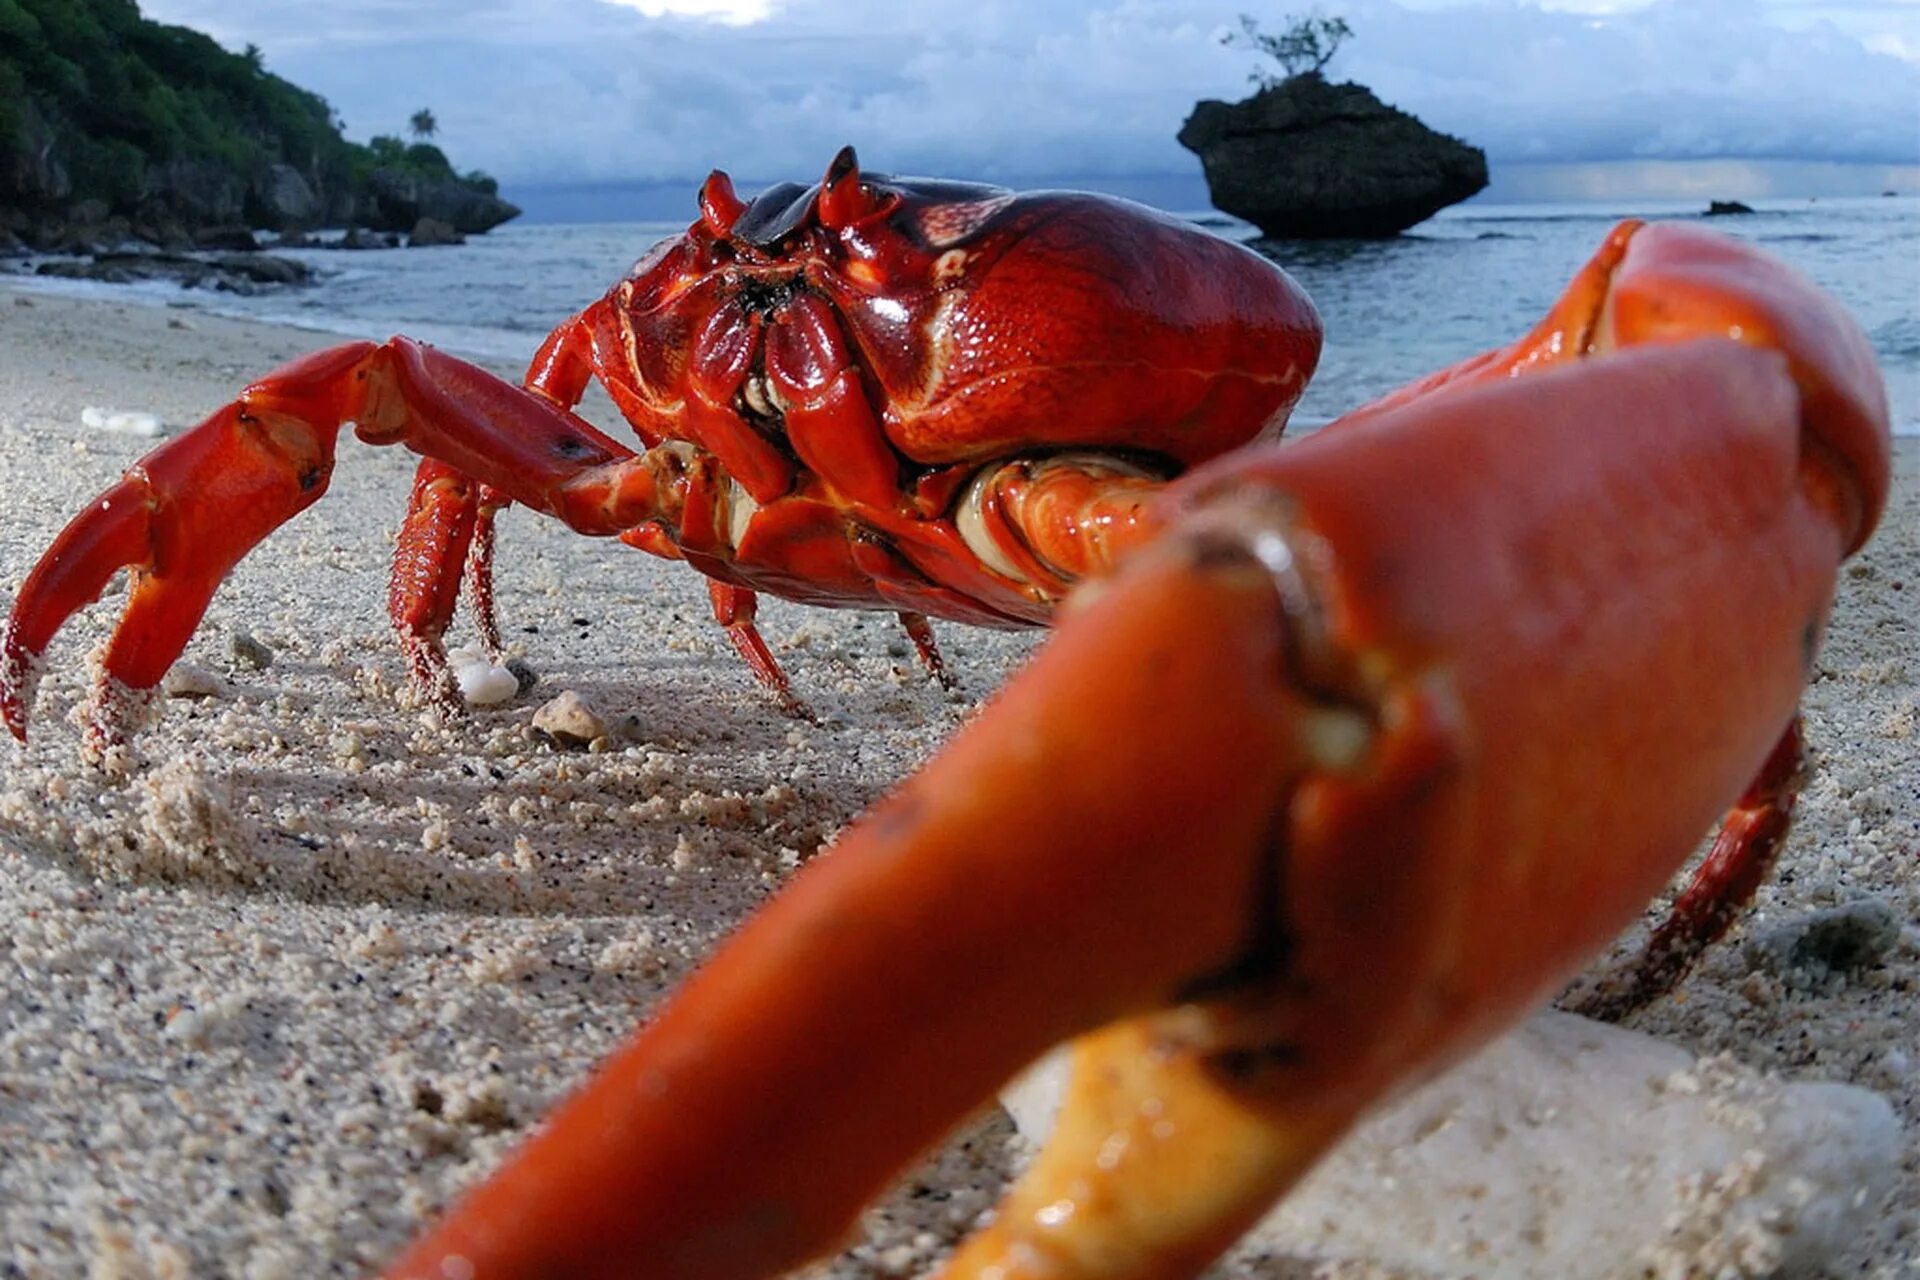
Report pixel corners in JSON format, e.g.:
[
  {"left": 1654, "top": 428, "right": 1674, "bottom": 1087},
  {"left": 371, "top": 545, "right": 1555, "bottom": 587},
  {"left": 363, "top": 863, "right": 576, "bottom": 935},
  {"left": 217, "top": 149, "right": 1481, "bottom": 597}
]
[{"left": 0, "top": 0, "right": 518, "bottom": 242}]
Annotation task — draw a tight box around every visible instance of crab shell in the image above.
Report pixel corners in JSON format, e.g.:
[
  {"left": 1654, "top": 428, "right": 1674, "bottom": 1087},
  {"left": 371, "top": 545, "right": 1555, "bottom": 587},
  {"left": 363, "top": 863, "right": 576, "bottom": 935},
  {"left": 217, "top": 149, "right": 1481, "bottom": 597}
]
[{"left": 562, "top": 148, "right": 1323, "bottom": 620}]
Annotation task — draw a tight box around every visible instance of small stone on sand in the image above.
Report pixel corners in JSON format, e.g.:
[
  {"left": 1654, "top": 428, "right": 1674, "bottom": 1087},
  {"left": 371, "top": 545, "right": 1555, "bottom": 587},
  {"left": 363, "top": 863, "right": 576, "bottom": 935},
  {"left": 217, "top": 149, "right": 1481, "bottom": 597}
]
[
  {"left": 532, "top": 690, "right": 611, "bottom": 749},
  {"left": 161, "top": 662, "right": 226, "bottom": 699}
]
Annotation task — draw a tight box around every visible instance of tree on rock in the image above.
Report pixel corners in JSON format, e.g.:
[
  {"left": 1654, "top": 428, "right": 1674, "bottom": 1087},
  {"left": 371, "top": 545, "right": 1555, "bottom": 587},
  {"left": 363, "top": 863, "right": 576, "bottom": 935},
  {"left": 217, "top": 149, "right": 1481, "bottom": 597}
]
[
  {"left": 1182, "top": 12, "right": 1487, "bottom": 238},
  {"left": 1226, "top": 12, "right": 1352, "bottom": 87}
]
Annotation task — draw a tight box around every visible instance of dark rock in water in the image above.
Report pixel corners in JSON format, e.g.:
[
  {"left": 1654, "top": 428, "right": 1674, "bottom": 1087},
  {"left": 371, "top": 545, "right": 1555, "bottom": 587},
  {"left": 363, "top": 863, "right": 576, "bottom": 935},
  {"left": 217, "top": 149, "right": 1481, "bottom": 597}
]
[
  {"left": 336, "top": 227, "right": 402, "bottom": 250},
  {"left": 211, "top": 253, "right": 311, "bottom": 286},
  {"left": 408, "top": 217, "right": 466, "bottom": 247},
  {"left": 131, "top": 218, "right": 195, "bottom": 253},
  {"left": 365, "top": 168, "right": 520, "bottom": 236},
  {"left": 1179, "top": 74, "right": 1487, "bottom": 239},
  {"left": 35, "top": 251, "right": 311, "bottom": 293},
  {"left": 193, "top": 225, "right": 262, "bottom": 252},
  {"left": 1705, "top": 199, "right": 1756, "bottom": 216},
  {"left": 35, "top": 212, "right": 141, "bottom": 257}
]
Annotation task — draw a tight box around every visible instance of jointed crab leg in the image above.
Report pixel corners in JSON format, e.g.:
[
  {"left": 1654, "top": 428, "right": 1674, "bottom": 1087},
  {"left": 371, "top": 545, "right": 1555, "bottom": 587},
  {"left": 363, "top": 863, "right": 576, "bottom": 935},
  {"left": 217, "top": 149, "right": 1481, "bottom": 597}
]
[
  {"left": 385, "top": 314, "right": 1887, "bottom": 1278},
  {"left": 0, "top": 338, "right": 727, "bottom": 749},
  {"left": 0, "top": 331, "right": 1191, "bottom": 748},
  {"left": 1570, "top": 717, "right": 1805, "bottom": 1020}
]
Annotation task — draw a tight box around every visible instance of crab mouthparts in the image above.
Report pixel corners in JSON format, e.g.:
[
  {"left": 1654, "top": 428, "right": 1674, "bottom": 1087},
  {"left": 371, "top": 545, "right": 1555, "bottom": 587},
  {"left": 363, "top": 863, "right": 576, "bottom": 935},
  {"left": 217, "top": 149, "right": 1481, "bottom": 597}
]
[{"left": 739, "top": 367, "right": 787, "bottom": 429}]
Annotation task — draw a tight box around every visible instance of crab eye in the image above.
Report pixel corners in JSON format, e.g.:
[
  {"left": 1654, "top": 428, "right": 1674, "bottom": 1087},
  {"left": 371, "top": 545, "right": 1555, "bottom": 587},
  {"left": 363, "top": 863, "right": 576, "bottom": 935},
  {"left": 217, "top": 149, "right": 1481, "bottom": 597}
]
[
  {"left": 700, "top": 170, "right": 748, "bottom": 238},
  {"left": 818, "top": 145, "right": 878, "bottom": 230}
]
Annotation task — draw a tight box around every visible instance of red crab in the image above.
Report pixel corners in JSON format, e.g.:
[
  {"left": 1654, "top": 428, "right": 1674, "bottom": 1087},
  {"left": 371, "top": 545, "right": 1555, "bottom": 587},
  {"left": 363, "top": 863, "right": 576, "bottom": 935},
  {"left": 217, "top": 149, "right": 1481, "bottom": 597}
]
[
  {"left": 0, "top": 145, "right": 1319, "bottom": 735},
  {"left": 0, "top": 152, "right": 1892, "bottom": 1278}
]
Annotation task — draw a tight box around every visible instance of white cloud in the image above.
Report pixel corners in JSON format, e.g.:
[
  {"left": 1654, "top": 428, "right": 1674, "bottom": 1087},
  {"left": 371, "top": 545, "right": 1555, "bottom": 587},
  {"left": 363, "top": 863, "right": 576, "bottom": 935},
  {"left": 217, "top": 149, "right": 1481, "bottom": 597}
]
[
  {"left": 136, "top": 0, "right": 1920, "bottom": 188},
  {"left": 599, "top": 0, "right": 779, "bottom": 24}
]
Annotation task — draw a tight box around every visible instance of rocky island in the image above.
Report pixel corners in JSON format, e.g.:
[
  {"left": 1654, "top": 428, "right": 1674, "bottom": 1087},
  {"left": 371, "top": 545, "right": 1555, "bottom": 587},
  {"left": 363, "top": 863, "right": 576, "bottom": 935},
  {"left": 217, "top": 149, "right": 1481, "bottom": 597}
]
[
  {"left": 1180, "top": 72, "right": 1487, "bottom": 239},
  {"left": 1182, "top": 13, "right": 1486, "bottom": 240},
  {"left": 1, "top": 0, "right": 517, "bottom": 266}
]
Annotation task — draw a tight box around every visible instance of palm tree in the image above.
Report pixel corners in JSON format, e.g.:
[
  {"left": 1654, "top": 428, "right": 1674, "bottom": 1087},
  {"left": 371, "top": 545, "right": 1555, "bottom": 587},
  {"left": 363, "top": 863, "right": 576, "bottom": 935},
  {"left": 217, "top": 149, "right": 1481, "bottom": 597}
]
[{"left": 409, "top": 109, "right": 438, "bottom": 140}]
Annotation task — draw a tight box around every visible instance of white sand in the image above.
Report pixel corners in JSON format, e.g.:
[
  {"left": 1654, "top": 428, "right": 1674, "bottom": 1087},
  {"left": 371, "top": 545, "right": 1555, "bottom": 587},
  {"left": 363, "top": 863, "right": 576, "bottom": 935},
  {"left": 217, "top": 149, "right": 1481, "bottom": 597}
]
[{"left": 0, "top": 284, "right": 1913, "bottom": 1278}]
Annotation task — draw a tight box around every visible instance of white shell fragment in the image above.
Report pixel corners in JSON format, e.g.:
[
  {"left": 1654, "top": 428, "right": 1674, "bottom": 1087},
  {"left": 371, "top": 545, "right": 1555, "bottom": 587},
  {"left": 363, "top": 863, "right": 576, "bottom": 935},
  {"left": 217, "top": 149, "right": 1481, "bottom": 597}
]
[
  {"left": 1001, "top": 1010, "right": 1900, "bottom": 1279},
  {"left": 160, "top": 662, "right": 226, "bottom": 699},
  {"left": 531, "top": 689, "right": 611, "bottom": 749},
  {"left": 446, "top": 644, "right": 518, "bottom": 706},
  {"left": 80, "top": 405, "right": 166, "bottom": 437}
]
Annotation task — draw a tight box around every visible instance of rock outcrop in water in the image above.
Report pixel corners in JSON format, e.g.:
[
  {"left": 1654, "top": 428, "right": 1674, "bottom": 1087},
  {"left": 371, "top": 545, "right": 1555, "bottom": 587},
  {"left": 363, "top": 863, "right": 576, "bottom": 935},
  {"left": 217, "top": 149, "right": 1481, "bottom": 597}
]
[{"left": 1179, "top": 73, "right": 1487, "bottom": 239}]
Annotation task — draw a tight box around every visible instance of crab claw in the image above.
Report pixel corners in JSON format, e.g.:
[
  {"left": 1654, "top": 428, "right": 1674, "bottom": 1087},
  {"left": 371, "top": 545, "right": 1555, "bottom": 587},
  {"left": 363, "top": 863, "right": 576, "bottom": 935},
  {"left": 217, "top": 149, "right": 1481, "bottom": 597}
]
[
  {"left": 3, "top": 473, "right": 156, "bottom": 741},
  {"left": 3, "top": 345, "right": 361, "bottom": 749},
  {"left": 385, "top": 301, "right": 1888, "bottom": 1277}
]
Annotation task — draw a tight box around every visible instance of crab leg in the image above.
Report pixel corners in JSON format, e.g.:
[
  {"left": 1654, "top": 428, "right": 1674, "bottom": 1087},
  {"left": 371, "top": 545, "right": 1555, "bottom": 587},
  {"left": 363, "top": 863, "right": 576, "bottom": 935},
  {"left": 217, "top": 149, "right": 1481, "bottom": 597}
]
[
  {"left": 0, "top": 339, "right": 725, "bottom": 748},
  {"left": 708, "top": 581, "right": 811, "bottom": 717},
  {"left": 384, "top": 307, "right": 1888, "bottom": 1278},
  {"left": 1569, "top": 717, "right": 1805, "bottom": 1020},
  {"left": 896, "top": 610, "right": 955, "bottom": 688},
  {"left": 385, "top": 307, "right": 613, "bottom": 703},
  {"left": 390, "top": 458, "right": 486, "bottom": 707}
]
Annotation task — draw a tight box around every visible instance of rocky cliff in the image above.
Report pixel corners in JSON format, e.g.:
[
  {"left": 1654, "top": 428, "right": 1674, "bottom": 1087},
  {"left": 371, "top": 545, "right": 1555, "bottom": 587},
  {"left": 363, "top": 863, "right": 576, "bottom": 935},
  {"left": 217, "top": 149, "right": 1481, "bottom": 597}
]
[
  {"left": 0, "top": 0, "right": 517, "bottom": 252},
  {"left": 1179, "top": 74, "right": 1487, "bottom": 238}
]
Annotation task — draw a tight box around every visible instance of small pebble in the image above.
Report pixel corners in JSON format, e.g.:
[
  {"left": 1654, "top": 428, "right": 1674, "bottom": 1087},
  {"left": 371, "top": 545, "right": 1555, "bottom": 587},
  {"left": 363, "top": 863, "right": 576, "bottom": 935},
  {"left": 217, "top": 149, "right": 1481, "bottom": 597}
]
[
  {"left": 161, "top": 663, "right": 225, "bottom": 699},
  {"left": 80, "top": 405, "right": 166, "bottom": 438},
  {"left": 456, "top": 664, "right": 518, "bottom": 706},
  {"left": 1745, "top": 898, "right": 1902, "bottom": 982},
  {"left": 447, "top": 644, "right": 517, "bottom": 706},
  {"left": 532, "top": 690, "right": 611, "bottom": 749},
  {"left": 227, "top": 629, "right": 275, "bottom": 671},
  {"left": 507, "top": 658, "right": 539, "bottom": 696}
]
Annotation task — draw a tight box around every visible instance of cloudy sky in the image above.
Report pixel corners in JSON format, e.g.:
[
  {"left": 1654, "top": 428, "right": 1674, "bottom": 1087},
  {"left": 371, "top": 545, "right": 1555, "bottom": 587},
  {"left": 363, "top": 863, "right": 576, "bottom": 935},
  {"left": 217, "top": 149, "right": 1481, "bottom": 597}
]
[{"left": 138, "top": 0, "right": 1920, "bottom": 204}]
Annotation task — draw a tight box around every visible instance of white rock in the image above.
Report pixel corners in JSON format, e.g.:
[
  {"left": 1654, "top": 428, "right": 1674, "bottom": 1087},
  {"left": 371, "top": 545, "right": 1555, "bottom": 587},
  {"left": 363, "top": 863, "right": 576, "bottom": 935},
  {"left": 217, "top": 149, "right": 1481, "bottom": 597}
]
[
  {"left": 80, "top": 405, "right": 165, "bottom": 438},
  {"left": 447, "top": 644, "right": 517, "bottom": 706},
  {"left": 160, "top": 662, "right": 226, "bottom": 699},
  {"left": 1000, "top": 1010, "right": 1899, "bottom": 1279}
]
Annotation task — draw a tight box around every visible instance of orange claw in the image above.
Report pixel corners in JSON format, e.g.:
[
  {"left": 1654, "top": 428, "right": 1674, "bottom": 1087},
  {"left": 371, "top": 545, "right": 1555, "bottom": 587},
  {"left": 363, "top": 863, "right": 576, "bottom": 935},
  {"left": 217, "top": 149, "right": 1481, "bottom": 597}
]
[
  {"left": 384, "top": 227, "right": 1889, "bottom": 1279},
  {"left": 2, "top": 338, "right": 669, "bottom": 751},
  {"left": 2, "top": 343, "right": 366, "bottom": 749}
]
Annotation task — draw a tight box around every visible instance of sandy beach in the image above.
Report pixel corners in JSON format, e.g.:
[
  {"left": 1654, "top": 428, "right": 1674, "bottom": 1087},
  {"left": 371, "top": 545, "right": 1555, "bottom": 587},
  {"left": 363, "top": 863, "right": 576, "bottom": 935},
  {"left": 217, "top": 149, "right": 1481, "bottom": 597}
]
[{"left": 0, "top": 283, "right": 1914, "bottom": 1278}]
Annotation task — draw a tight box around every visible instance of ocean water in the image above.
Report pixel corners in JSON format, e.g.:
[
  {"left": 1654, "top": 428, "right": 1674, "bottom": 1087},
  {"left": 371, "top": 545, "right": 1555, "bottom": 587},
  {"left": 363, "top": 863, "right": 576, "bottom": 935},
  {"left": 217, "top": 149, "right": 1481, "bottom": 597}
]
[{"left": 11, "top": 192, "right": 1917, "bottom": 434}]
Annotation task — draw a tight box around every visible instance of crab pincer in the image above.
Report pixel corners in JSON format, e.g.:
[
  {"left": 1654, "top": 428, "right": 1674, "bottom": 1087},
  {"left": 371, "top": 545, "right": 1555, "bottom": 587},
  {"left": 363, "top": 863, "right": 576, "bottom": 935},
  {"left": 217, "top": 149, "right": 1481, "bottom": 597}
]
[
  {"left": 2, "top": 339, "right": 645, "bottom": 754},
  {"left": 382, "top": 226, "right": 1888, "bottom": 1278},
  {"left": 3, "top": 345, "right": 364, "bottom": 752}
]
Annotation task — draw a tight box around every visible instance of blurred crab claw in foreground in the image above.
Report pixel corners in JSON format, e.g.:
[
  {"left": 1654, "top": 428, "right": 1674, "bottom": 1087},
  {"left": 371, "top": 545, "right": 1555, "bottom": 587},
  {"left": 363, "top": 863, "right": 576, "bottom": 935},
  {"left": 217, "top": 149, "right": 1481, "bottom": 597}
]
[{"left": 383, "top": 220, "right": 1889, "bottom": 1280}]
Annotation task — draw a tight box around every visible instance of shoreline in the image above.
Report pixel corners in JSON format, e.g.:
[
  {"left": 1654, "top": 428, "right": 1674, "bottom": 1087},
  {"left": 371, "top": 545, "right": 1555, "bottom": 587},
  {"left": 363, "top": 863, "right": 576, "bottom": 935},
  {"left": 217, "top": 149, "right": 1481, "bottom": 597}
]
[
  {"left": 0, "top": 257, "right": 553, "bottom": 370},
  {"left": 0, "top": 285, "right": 1915, "bottom": 1275}
]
